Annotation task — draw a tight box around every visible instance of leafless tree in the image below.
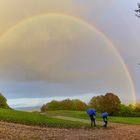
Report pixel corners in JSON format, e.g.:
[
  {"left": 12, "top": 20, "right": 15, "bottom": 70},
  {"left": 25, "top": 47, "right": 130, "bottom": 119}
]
[{"left": 135, "top": 3, "right": 140, "bottom": 17}]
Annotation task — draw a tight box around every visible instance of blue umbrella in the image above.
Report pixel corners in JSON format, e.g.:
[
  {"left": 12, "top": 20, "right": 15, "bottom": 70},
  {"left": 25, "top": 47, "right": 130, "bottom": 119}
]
[
  {"left": 86, "top": 108, "right": 96, "bottom": 116},
  {"left": 101, "top": 112, "right": 108, "bottom": 117}
]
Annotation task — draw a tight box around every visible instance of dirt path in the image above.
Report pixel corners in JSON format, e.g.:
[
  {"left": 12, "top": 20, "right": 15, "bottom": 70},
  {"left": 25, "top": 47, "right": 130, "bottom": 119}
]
[
  {"left": 52, "top": 116, "right": 91, "bottom": 123},
  {"left": 52, "top": 116, "right": 106, "bottom": 126},
  {"left": 52, "top": 115, "right": 121, "bottom": 126},
  {"left": 0, "top": 121, "right": 140, "bottom": 140}
]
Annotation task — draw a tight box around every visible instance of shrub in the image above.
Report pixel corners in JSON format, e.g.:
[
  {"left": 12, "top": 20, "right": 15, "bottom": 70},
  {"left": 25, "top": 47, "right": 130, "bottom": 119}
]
[
  {"left": 41, "top": 99, "right": 88, "bottom": 112},
  {"left": 118, "top": 104, "right": 134, "bottom": 116},
  {"left": 0, "top": 93, "right": 11, "bottom": 109},
  {"left": 118, "top": 103, "right": 140, "bottom": 117},
  {"left": 134, "top": 103, "right": 140, "bottom": 112}
]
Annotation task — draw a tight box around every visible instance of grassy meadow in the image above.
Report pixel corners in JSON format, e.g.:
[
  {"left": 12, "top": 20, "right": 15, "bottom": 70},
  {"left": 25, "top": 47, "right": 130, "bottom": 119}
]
[
  {"left": 44, "top": 110, "right": 140, "bottom": 125},
  {"left": 0, "top": 108, "right": 89, "bottom": 128},
  {"left": 0, "top": 108, "right": 140, "bottom": 128}
]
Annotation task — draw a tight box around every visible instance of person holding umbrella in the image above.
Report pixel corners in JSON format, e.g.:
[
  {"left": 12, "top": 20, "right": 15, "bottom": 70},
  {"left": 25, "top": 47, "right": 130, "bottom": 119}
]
[
  {"left": 86, "top": 108, "right": 96, "bottom": 127},
  {"left": 101, "top": 112, "right": 108, "bottom": 127}
]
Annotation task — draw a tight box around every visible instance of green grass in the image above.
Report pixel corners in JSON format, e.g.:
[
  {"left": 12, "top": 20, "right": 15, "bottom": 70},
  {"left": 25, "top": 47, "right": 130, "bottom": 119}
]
[
  {"left": 1, "top": 109, "right": 140, "bottom": 128},
  {"left": 44, "top": 110, "right": 90, "bottom": 119},
  {"left": 109, "top": 116, "right": 140, "bottom": 124},
  {"left": 0, "top": 109, "right": 90, "bottom": 128},
  {"left": 45, "top": 110, "right": 140, "bottom": 125},
  {"left": 45, "top": 110, "right": 102, "bottom": 120}
]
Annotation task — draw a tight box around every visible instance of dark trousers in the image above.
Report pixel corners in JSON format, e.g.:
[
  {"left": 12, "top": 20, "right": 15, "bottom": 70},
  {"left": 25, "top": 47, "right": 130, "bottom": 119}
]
[
  {"left": 104, "top": 121, "right": 107, "bottom": 127},
  {"left": 90, "top": 115, "right": 96, "bottom": 127},
  {"left": 103, "top": 117, "right": 108, "bottom": 127}
]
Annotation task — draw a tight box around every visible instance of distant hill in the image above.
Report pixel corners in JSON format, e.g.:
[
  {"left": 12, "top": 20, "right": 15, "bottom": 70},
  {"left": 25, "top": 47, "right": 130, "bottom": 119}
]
[{"left": 14, "top": 106, "right": 41, "bottom": 112}]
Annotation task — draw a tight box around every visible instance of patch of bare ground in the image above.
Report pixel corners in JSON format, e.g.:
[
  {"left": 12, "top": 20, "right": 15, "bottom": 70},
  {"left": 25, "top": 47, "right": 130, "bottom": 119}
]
[{"left": 0, "top": 121, "right": 140, "bottom": 140}]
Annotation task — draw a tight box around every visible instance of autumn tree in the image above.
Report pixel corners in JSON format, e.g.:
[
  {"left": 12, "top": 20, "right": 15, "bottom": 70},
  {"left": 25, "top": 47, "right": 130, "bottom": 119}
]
[
  {"left": 72, "top": 99, "right": 88, "bottom": 110},
  {"left": 40, "top": 98, "right": 88, "bottom": 111},
  {"left": 89, "top": 95, "right": 104, "bottom": 112},
  {"left": 89, "top": 93, "right": 121, "bottom": 115}
]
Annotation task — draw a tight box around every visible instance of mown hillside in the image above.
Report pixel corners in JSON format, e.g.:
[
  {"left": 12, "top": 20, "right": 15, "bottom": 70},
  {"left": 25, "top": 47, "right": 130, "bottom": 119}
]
[{"left": 0, "top": 108, "right": 89, "bottom": 128}]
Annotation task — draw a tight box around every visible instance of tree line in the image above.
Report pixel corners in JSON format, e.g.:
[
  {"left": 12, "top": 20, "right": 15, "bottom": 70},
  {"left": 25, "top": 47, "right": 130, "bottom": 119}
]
[
  {"left": 0, "top": 92, "right": 140, "bottom": 117},
  {"left": 41, "top": 93, "right": 140, "bottom": 116}
]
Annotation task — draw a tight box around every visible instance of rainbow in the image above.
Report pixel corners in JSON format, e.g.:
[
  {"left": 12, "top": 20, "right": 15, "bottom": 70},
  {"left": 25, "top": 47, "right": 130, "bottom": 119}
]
[{"left": 0, "top": 13, "right": 136, "bottom": 104}]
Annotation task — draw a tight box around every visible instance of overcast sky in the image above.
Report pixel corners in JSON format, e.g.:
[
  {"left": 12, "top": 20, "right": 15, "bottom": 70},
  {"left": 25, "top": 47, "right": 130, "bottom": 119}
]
[{"left": 0, "top": 0, "right": 139, "bottom": 108}]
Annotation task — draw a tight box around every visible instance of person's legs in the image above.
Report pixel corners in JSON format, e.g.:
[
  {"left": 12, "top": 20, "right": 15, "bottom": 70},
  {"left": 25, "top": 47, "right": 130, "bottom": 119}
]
[
  {"left": 103, "top": 117, "right": 108, "bottom": 127},
  {"left": 105, "top": 121, "right": 107, "bottom": 127},
  {"left": 93, "top": 118, "right": 96, "bottom": 126},
  {"left": 90, "top": 115, "right": 93, "bottom": 127},
  {"left": 91, "top": 120, "right": 93, "bottom": 127},
  {"left": 104, "top": 121, "right": 107, "bottom": 127}
]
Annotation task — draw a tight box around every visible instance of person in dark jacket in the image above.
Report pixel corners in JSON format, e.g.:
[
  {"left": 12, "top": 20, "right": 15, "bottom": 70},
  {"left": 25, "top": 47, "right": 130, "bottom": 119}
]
[
  {"left": 101, "top": 112, "right": 108, "bottom": 127},
  {"left": 86, "top": 108, "right": 96, "bottom": 127},
  {"left": 103, "top": 115, "right": 108, "bottom": 127}
]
